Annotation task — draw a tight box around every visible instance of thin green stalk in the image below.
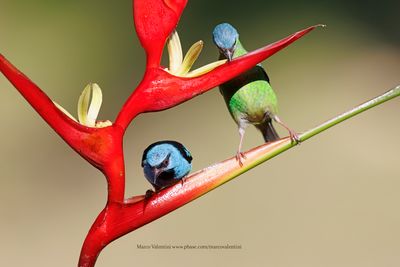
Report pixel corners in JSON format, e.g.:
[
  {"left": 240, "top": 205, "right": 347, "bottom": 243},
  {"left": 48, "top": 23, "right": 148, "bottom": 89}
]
[
  {"left": 229, "top": 85, "right": 400, "bottom": 178},
  {"left": 301, "top": 85, "right": 400, "bottom": 141}
]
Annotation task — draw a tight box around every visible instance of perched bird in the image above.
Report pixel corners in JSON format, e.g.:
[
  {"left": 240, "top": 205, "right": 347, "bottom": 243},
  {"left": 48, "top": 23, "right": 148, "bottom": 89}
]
[
  {"left": 212, "top": 23, "right": 299, "bottom": 165},
  {"left": 141, "top": 141, "right": 192, "bottom": 191}
]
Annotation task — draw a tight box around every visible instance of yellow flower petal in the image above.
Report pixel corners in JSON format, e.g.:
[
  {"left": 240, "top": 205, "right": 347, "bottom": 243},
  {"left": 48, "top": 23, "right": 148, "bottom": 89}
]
[
  {"left": 78, "top": 83, "right": 91, "bottom": 125},
  {"left": 185, "top": 59, "right": 227, "bottom": 78},
  {"left": 167, "top": 30, "right": 183, "bottom": 73},
  {"left": 165, "top": 30, "right": 226, "bottom": 78},
  {"left": 78, "top": 83, "right": 103, "bottom": 127},
  {"left": 95, "top": 120, "right": 113, "bottom": 128},
  {"left": 53, "top": 101, "right": 78, "bottom": 122},
  {"left": 86, "top": 83, "right": 103, "bottom": 127},
  {"left": 176, "top": 40, "right": 203, "bottom": 76},
  {"left": 53, "top": 83, "right": 110, "bottom": 128}
]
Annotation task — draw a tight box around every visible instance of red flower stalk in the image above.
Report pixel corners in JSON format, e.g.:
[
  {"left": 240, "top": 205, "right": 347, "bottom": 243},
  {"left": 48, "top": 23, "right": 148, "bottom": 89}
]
[{"left": 0, "top": 0, "right": 322, "bottom": 266}]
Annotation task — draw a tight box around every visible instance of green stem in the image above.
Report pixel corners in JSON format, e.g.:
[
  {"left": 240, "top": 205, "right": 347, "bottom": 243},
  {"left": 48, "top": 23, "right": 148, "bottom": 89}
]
[
  {"left": 301, "top": 85, "right": 400, "bottom": 141},
  {"left": 237, "top": 85, "right": 400, "bottom": 176}
]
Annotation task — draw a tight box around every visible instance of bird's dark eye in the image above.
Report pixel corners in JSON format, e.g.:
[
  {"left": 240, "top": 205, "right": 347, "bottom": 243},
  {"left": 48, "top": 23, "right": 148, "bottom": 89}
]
[
  {"left": 232, "top": 38, "right": 238, "bottom": 49},
  {"left": 161, "top": 158, "right": 169, "bottom": 168},
  {"left": 158, "top": 154, "right": 171, "bottom": 168}
]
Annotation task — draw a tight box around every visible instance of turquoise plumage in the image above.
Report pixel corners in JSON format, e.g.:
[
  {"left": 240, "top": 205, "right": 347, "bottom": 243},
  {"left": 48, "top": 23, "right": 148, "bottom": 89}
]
[
  {"left": 212, "top": 23, "right": 299, "bottom": 165},
  {"left": 142, "top": 141, "right": 192, "bottom": 191}
]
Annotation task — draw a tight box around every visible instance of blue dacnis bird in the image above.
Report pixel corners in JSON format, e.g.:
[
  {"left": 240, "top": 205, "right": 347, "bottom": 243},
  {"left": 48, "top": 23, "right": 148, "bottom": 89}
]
[
  {"left": 142, "top": 141, "right": 192, "bottom": 191},
  {"left": 212, "top": 23, "right": 299, "bottom": 165}
]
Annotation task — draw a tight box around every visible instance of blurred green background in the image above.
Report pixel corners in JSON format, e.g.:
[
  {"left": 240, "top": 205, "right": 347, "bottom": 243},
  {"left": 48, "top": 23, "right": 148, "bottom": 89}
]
[{"left": 1, "top": 0, "right": 399, "bottom": 266}]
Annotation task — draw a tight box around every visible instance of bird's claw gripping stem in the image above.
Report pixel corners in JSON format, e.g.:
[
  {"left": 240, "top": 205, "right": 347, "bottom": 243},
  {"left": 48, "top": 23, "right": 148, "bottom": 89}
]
[
  {"left": 289, "top": 130, "right": 301, "bottom": 145},
  {"left": 235, "top": 151, "right": 247, "bottom": 167}
]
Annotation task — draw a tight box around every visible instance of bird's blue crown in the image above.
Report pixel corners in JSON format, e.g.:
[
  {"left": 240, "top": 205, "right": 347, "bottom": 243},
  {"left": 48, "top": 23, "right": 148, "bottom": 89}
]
[
  {"left": 142, "top": 141, "right": 192, "bottom": 168},
  {"left": 212, "top": 23, "right": 239, "bottom": 50}
]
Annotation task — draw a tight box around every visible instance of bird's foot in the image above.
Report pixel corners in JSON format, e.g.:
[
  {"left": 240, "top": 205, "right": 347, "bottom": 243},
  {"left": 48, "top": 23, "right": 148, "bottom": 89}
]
[
  {"left": 289, "top": 130, "right": 301, "bottom": 145},
  {"left": 273, "top": 115, "right": 301, "bottom": 145},
  {"left": 235, "top": 151, "right": 247, "bottom": 167},
  {"left": 145, "top": 189, "right": 155, "bottom": 199}
]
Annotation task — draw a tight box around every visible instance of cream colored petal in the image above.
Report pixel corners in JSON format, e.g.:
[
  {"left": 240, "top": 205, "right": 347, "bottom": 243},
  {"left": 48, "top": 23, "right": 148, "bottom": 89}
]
[
  {"left": 185, "top": 59, "right": 228, "bottom": 78},
  {"left": 167, "top": 30, "right": 183, "bottom": 73},
  {"left": 95, "top": 120, "right": 113, "bottom": 128},
  {"left": 78, "top": 83, "right": 92, "bottom": 125},
  {"left": 86, "top": 83, "right": 103, "bottom": 127},
  {"left": 53, "top": 101, "right": 78, "bottom": 122},
  {"left": 77, "top": 83, "right": 103, "bottom": 127},
  {"left": 176, "top": 40, "right": 203, "bottom": 76}
]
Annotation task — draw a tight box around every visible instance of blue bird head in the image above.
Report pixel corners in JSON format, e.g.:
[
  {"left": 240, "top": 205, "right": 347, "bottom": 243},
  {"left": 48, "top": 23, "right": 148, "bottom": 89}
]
[
  {"left": 212, "top": 23, "right": 239, "bottom": 61},
  {"left": 141, "top": 141, "right": 192, "bottom": 191}
]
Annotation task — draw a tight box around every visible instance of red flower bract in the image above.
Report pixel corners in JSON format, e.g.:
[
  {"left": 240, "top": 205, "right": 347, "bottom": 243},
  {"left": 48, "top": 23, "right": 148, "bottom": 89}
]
[
  {"left": 115, "top": 24, "right": 320, "bottom": 129},
  {"left": 0, "top": 1, "right": 322, "bottom": 266}
]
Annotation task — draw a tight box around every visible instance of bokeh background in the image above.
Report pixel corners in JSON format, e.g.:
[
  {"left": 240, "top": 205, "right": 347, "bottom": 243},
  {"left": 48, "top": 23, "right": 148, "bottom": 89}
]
[{"left": 1, "top": 0, "right": 399, "bottom": 266}]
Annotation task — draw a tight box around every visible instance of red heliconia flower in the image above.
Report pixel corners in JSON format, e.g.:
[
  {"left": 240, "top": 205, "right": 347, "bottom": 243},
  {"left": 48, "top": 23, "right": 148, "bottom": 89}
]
[{"left": 0, "top": 1, "right": 322, "bottom": 266}]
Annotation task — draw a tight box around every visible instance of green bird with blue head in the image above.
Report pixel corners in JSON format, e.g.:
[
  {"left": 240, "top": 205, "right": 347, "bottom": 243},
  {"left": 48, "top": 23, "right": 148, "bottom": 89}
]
[{"left": 212, "top": 23, "right": 299, "bottom": 165}]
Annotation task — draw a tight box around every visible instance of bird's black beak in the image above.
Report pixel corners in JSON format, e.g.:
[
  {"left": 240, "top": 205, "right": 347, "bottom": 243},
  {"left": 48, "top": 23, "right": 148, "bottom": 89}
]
[
  {"left": 223, "top": 48, "right": 234, "bottom": 62},
  {"left": 151, "top": 167, "right": 162, "bottom": 185}
]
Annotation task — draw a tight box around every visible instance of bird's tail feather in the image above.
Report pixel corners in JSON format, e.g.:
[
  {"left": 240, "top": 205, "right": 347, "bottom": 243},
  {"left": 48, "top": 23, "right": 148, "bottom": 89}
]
[{"left": 256, "top": 120, "right": 280, "bottom": 142}]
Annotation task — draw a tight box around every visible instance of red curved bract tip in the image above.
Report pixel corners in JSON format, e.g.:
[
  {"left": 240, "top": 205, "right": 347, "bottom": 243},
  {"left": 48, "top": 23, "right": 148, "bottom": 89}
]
[
  {"left": 155, "top": 25, "right": 321, "bottom": 111},
  {"left": 116, "top": 25, "right": 321, "bottom": 129}
]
